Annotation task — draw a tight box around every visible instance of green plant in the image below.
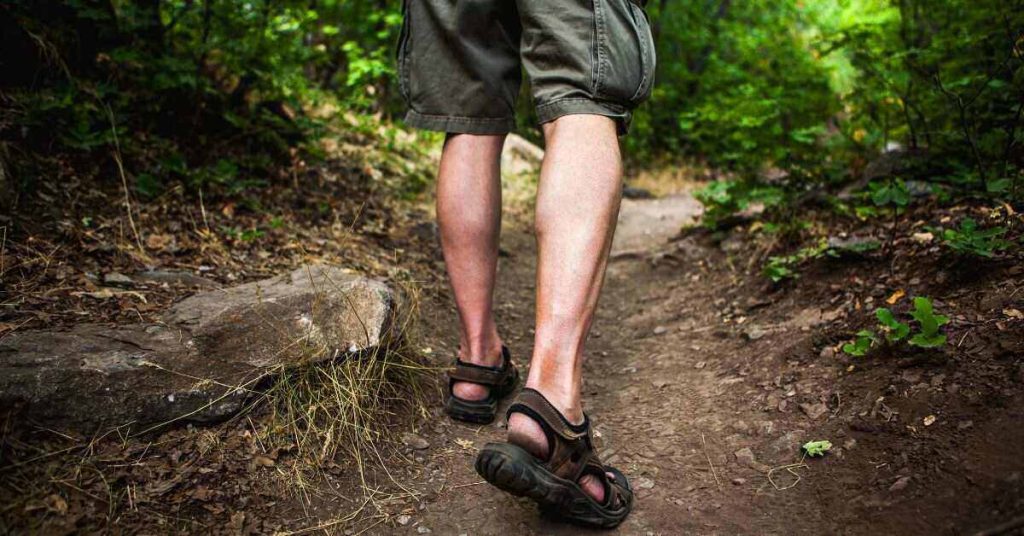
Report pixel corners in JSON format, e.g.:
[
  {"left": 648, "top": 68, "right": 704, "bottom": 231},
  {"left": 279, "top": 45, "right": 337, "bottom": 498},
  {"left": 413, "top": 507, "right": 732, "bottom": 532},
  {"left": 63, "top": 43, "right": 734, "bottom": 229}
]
[
  {"left": 842, "top": 297, "right": 949, "bottom": 355},
  {"left": 842, "top": 330, "right": 878, "bottom": 356},
  {"left": 907, "top": 296, "right": 949, "bottom": 347},
  {"left": 695, "top": 180, "right": 785, "bottom": 229},
  {"left": 875, "top": 308, "right": 909, "bottom": 342},
  {"left": 939, "top": 218, "right": 1011, "bottom": 257},
  {"left": 801, "top": 440, "right": 833, "bottom": 457}
]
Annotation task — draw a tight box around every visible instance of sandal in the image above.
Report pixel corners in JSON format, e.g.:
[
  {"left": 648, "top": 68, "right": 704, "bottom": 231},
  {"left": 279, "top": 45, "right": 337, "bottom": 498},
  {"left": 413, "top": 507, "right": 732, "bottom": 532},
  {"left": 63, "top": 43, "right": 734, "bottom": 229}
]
[
  {"left": 475, "top": 388, "right": 633, "bottom": 528},
  {"left": 444, "top": 346, "right": 519, "bottom": 424}
]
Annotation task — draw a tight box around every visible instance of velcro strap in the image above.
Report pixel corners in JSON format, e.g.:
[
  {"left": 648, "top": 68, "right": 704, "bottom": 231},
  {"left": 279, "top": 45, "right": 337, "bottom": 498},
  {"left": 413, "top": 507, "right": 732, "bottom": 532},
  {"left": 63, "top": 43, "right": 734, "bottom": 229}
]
[
  {"left": 507, "top": 389, "right": 589, "bottom": 442},
  {"left": 448, "top": 361, "right": 505, "bottom": 385}
]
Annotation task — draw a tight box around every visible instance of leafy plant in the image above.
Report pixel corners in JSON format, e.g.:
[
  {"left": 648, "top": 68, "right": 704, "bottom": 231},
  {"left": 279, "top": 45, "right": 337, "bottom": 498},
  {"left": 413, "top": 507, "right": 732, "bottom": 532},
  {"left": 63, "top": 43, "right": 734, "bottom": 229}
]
[
  {"left": 763, "top": 239, "right": 832, "bottom": 282},
  {"left": 875, "top": 308, "right": 909, "bottom": 342},
  {"left": 907, "top": 297, "right": 949, "bottom": 348},
  {"left": 842, "top": 297, "right": 949, "bottom": 355},
  {"left": 801, "top": 440, "right": 833, "bottom": 457},
  {"left": 939, "top": 218, "right": 1011, "bottom": 257},
  {"left": 842, "top": 330, "right": 878, "bottom": 356}
]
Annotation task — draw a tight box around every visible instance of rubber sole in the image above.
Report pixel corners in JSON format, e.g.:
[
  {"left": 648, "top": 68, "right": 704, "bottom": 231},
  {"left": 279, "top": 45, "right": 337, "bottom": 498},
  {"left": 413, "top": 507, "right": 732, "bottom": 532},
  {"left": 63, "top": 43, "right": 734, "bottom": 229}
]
[
  {"left": 475, "top": 442, "right": 632, "bottom": 529},
  {"left": 445, "top": 365, "right": 519, "bottom": 424}
]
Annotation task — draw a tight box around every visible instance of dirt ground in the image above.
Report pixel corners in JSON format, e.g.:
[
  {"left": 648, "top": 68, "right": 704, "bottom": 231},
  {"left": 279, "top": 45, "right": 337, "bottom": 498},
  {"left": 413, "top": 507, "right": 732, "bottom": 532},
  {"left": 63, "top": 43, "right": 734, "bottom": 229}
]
[
  {"left": 396, "top": 190, "right": 1024, "bottom": 535},
  {"left": 3, "top": 171, "right": 1023, "bottom": 535}
]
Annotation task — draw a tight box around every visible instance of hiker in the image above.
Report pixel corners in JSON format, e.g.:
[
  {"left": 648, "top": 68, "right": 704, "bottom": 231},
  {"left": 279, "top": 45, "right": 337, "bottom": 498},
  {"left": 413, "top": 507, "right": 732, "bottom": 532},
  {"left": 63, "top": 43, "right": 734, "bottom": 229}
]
[{"left": 397, "top": 0, "right": 655, "bottom": 527}]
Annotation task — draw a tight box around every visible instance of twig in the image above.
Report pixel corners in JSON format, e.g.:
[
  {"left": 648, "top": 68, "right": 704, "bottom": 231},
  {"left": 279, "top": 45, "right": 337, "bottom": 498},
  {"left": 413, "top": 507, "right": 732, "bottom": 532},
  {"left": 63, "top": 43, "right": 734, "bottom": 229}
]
[
  {"left": 103, "top": 103, "right": 146, "bottom": 255},
  {"left": 701, "top": 432, "right": 721, "bottom": 490}
]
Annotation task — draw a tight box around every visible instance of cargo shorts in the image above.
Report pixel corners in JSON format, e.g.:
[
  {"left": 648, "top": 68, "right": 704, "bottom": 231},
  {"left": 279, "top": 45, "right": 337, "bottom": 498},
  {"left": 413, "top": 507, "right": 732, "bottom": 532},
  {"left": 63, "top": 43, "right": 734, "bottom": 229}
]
[{"left": 395, "top": 0, "right": 656, "bottom": 135}]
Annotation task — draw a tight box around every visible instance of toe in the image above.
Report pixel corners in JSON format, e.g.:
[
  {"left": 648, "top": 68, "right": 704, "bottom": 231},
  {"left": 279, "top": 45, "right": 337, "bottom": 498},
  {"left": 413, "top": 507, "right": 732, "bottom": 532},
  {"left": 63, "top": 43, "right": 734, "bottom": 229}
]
[{"left": 578, "top": 474, "right": 606, "bottom": 504}]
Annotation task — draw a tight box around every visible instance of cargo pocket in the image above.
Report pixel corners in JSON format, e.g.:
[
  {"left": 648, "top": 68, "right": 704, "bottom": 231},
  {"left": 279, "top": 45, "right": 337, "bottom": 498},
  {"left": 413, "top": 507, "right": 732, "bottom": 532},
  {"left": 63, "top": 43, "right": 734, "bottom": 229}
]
[
  {"left": 395, "top": 0, "right": 412, "bottom": 102},
  {"left": 592, "top": 0, "right": 656, "bottom": 106}
]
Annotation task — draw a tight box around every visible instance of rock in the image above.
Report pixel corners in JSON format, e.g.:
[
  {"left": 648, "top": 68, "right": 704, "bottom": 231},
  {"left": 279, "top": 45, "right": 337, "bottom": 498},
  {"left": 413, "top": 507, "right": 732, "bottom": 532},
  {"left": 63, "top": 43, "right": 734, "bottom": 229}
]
[
  {"left": 827, "top": 236, "right": 880, "bottom": 257},
  {"left": 402, "top": 433, "right": 430, "bottom": 450},
  {"left": 819, "top": 346, "right": 836, "bottom": 359},
  {"left": 501, "top": 134, "right": 544, "bottom": 177},
  {"left": 0, "top": 265, "right": 401, "bottom": 429},
  {"left": 103, "top": 272, "right": 134, "bottom": 286},
  {"left": 636, "top": 477, "right": 655, "bottom": 490},
  {"left": 731, "top": 478, "right": 747, "bottom": 486},
  {"left": 800, "top": 402, "right": 829, "bottom": 420},
  {"left": 653, "top": 326, "right": 668, "bottom": 335},
  {"left": 133, "top": 270, "right": 218, "bottom": 288},
  {"left": 889, "top": 476, "right": 911, "bottom": 492},
  {"left": 622, "top": 185, "right": 655, "bottom": 199},
  {"left": 734, "top": 447, "right": 757, "bottom": 467},
  {"left": 396, "top": 515, "right": 411, "bottom": 526},
  {"left": 416, "top": 526, "right": 431, "bottom": 534},
  {"left": 743, "top": 325, "right": 767, "bottom": 341}
]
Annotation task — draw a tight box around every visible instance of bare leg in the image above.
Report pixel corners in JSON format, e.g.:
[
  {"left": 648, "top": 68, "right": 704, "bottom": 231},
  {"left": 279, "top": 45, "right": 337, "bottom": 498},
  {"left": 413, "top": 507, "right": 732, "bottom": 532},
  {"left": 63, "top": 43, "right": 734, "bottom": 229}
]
[
  {"left": 507, "top": 115, "right": 623, "bottom": 501},
  {"left": 437, "top": 133, "right": 507, "bottom": 400}
]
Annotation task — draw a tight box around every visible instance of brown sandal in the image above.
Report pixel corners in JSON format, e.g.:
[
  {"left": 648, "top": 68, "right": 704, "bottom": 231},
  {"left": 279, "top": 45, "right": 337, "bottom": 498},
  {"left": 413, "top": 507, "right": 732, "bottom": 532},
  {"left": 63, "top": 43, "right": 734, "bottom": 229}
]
[
  {"left": 475, "top": 388, "right": 633, "bottom": 528},
  {"left": 444, "top": 346, "right": 519, "bottom": 424}
]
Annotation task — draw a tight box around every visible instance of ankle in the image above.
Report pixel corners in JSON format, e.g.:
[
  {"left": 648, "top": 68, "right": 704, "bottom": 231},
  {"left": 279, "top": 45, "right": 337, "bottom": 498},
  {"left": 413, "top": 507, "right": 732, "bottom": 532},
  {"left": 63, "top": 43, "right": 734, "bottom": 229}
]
[
  {"left": 523, "top": 380, "right": 583, "bottom": 424},
  {"left": 458, "top": 337, "right": 504, "bottom": 366}
]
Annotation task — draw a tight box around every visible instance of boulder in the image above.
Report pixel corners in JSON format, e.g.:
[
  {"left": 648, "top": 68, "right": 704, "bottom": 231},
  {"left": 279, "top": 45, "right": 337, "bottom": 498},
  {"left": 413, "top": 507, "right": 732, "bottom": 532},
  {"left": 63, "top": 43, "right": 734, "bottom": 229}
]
[{"left": 0, "top": 265, "right": 400, "bottom": 430}]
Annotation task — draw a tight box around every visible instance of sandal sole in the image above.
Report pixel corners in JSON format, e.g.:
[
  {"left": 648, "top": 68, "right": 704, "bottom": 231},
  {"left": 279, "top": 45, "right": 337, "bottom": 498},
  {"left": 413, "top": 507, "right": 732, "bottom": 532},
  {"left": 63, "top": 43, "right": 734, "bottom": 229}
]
[{"left": 475, "top": 442, "right": 632, "bottom": 529}]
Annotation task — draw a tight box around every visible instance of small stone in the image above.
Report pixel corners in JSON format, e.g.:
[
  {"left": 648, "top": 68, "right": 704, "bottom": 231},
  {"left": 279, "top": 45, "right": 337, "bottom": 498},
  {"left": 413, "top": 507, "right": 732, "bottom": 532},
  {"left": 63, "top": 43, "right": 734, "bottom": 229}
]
[
  {"left": 695, "top": 361, "right": 707, "bottom": 369},
  {"left": 819, "top": 347, "right": 836, "bottom": 359},
  {"left": 653, "top": 379, "right": 671, "bottom": 389},
  {"left": 923, "top": 415, "right": 936, "bottom": 426},
  {"left": 103, "top": 272, "right": 133, "bottom": 286},
  {"left": 958, "top": 420, "right": 973, "bottom": 430},
  {"left": 731, "top": 478, "right": 747, "bottom": 485},
  {"left": 734, "top": 447, "right": 756, "bottom": 467},
  {"left": 911, "top": 232, "right": 934, "bottom": 244},
  {"left": 402, "top": 433, "right": 430, "bottom": 450},
  {"left": 743, "top": 325, "right": 767, "bottom": 340},
  {"left": 653, "top": 326, "right": 668, "bottom": 335},
  {"left": 396, "top": 515, "right": 411, "bottom": 526},
  {"left": 800, "top": 402, "right": 829, "bottom": 420},
  {"left": 843, "top": 438, "right": 857, "bottom": 450},
  {"left": 417, "top": 526, "right": 431, "bottom": 534},
  {"left": 636, "top": 477, "right": 655, "bottom": 489},
  {"left": 889, "top": 476, "right": 911, "bottom": 492}
]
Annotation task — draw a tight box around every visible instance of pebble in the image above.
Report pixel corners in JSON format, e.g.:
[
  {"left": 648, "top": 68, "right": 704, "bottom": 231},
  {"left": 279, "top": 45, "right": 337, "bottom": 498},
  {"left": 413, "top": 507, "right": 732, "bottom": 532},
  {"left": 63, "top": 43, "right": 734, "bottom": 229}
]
[
  {"left": 636, "top": 477, "right": 656, "bottom": 489},
  {"left": 800, "top": 402, "right": 829, "bottom": 420},
  {"left": 732, "top": 478, "right": 747, "bottom": 485},
  {"left": 402, "top": 433, "right": 430, "bottom": 450},
  {"left": 653, "top": 326, "right": 668, "bottom": 335},
  {"left": 889, "top": 476, "right": 911, "bottom": 492},
  {"left": 417, "top": 526, "right": 431, "bottom": 534},
  {"left": 396, "top": 515, "right": 411, "bottom": 526}
]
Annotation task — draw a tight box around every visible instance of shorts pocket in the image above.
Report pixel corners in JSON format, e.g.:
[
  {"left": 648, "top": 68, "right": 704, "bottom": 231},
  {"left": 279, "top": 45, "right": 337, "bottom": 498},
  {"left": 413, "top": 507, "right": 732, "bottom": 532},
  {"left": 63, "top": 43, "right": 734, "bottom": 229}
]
[
  {"left": 395, "top": 0, "right": 412, "bottom": 101},
  {"left": 592, "top": 0, "right": 656, "bottom": 106}
]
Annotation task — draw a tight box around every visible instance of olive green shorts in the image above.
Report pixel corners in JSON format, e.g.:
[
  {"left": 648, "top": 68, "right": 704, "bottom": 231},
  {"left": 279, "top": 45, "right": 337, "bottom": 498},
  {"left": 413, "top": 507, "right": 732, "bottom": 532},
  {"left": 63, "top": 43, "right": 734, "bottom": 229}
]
[{"left": 396, "top": 0, "right": 656, "bottom": 135}]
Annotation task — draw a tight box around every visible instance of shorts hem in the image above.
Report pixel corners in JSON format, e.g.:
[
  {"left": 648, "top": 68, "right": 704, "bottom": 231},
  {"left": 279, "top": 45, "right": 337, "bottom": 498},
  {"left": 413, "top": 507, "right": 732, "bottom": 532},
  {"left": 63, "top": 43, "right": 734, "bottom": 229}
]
[
  {"left": 535, "top": 98, "right": 633, "bottom": 135},
  {"left": 404, "top": 110, "right": 515, "bottom": 135}
]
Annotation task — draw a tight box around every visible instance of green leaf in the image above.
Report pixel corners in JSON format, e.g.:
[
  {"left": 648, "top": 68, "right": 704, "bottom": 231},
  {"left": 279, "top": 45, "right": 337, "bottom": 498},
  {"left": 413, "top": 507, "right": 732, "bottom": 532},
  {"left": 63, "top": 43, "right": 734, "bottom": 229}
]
[
  {"left": 801, "top": 440, "right": 833, "bottom": 457},
  {"left": 909, "top": 332, "right": 947, "bottom": 348}
]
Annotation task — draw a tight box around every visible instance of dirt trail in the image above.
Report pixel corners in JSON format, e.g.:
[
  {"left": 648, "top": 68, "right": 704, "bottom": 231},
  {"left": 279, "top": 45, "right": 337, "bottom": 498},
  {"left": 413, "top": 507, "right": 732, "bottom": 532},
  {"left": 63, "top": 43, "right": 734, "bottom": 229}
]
[{"left": 395, "top": 192, "right": 1023, "bottom": 535}]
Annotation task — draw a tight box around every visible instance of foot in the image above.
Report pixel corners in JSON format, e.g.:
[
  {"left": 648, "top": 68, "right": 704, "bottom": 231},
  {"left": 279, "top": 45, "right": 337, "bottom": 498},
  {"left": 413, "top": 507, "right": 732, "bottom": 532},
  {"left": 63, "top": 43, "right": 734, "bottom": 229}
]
[
  {"left": 452, "top": 344, "right": 505, "bottom": 401},
  {"left": 508, "top": 400, "right": 607, "bottom": 503}
]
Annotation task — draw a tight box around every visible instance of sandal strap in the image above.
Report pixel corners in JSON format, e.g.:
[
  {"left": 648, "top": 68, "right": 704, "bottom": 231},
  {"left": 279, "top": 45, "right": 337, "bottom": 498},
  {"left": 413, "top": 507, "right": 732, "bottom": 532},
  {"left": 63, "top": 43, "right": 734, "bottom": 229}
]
[
  {"left": 506, "top": 388, "right": 594, "bottom": 482},
  {"left": 448, "top": 346, "right": 512, "bottom": 386}
]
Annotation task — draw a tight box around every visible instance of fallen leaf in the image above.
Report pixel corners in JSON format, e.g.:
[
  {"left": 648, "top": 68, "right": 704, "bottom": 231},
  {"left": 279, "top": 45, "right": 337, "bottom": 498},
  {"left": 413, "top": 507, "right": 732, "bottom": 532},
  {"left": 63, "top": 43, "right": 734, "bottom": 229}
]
[
  {"left": 454, "top": 438, "right": 474, "bottom": 450},
  {"left": 1004, "top": 308, "right": 1023, "bottom": 319},
  {"left": 44, "top": 494, "right": 68, "bottom": 516},
  {"left": 923, "top": 415, "right": 936, "bottom": 426},
  {"left": 146, "top": 233, "right": 174, "bottom": 250},
  {"left": 253, "top": 455, "right": 275, "bottom": 467},
  {"left": 886, "top": 289, "right": 906, "bottom": 305}
]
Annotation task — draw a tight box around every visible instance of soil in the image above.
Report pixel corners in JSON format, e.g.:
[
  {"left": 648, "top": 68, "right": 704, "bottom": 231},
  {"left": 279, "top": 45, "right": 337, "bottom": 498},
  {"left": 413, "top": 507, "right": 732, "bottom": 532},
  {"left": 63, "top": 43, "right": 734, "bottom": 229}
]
[
  {"left": 400, "top": 191, "right": 1024, "bottom": 535},
  {"left": 3, "top": 176, "right": 1023, "bottom": 534}
]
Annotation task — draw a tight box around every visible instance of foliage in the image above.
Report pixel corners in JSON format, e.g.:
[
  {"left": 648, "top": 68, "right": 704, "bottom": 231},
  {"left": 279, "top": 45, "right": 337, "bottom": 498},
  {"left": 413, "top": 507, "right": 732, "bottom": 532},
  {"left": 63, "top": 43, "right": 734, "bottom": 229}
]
[
  {"left": 938, "top": 218, "right": 1012, "bottom": 257},
  {"left": 908, "top": 296, "right": 950, "bottom": 348},
  {"left": 763, "top": 238, "right": 833, "bottom": 282},
  {"left": 842, "top": 296, "right": 949, "bottom": 355},
  {"left": 694, "top": 180, "right": 785, "bottom": 228},
  {"left": 801, "top": 440, "right": 833, "bottom": 457}
]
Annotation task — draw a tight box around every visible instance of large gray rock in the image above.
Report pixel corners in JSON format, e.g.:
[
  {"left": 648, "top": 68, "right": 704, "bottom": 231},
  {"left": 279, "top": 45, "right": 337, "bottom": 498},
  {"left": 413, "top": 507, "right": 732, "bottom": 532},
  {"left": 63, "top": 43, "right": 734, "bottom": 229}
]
[{"left": 0, "top": 266, "right": 399, "bottom": 430}]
